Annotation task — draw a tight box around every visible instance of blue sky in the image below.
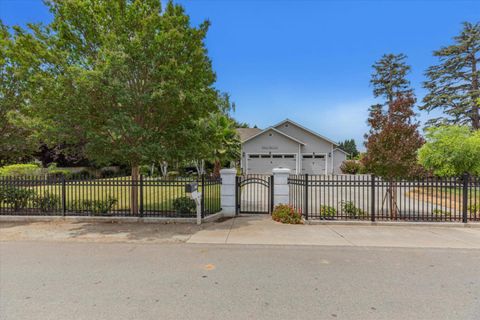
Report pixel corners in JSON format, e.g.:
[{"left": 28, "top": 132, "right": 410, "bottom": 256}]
[{"left": 1, "top": 0, "right": 479, "bottom": 149}]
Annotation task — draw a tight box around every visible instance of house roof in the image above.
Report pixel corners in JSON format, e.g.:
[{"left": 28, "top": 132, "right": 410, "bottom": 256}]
[
  {"left": 241, "top": 127, "right": 306, "bottom": 145},
  {"left": 273, "top": 118, "right": 339, "bottom": 146},
  {"left": 236, "top": 128, "right": 262, "bottom": 142}
]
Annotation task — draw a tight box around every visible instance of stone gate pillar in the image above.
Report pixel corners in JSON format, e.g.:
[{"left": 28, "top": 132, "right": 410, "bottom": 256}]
[
  {"left": 220, "top": 168, "right": 237, "bottom": 217},
  {"left": 272, "top": 168, "right": 291, "bottom": 207}
]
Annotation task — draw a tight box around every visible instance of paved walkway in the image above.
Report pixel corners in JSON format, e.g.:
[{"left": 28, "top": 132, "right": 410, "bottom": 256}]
[
  {"left": 2, "top": 215, "right": 480, "bottom": 249},
  {"left": 188, "top": 215, "right": 480, "bottom": 249}
]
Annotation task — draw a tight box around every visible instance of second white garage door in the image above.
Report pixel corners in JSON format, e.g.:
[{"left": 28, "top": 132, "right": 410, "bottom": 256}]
[
  {"left": 301, "top": 154, "right": 326, "bottom": 174},
  {"left": 247, "top": 154, "right": 297, "bottom": 174}
]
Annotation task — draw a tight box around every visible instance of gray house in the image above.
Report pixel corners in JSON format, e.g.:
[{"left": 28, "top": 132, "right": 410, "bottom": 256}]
[{"left": 237, "top": 119, "right": 348, "bottom": 175}]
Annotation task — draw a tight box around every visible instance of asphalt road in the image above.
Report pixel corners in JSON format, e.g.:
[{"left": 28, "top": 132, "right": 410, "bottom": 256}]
[{"left": 1, "top": 242, "right": 479, "bottom": 320}]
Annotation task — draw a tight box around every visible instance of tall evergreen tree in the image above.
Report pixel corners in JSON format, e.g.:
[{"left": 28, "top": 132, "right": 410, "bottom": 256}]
[
  {"left": 421, "top": 22, "right": 480, "bottom": 130},
  {"left": 338, "top": 139, "right": 359, "bottom": 159},
  {"left": 370, "top": 53, "right": 412, "bottom": 104}
]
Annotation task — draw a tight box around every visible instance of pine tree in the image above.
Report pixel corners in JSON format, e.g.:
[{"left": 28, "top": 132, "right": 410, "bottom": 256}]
[
  {"left": 371, "top": 53, "right": 412, "bottom": 104},
  {"left": 338, "top": 139, "right": 359, "bottom": 159},
  {"left": 421, "top": 22, "right": 480, "bottom": 130}
]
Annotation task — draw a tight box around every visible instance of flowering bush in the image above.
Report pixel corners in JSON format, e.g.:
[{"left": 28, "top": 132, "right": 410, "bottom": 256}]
[{"left": 272, "top": 204, "right": 303, "bottom": 224}]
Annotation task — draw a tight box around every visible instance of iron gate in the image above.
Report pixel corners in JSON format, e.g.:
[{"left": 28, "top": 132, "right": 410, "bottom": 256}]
[{"left": 236, "top": 175, "right": 273, "bottom": 214}]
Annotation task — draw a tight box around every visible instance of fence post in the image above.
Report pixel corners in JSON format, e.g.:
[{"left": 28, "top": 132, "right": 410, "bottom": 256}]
[
  {"left": 139, "top": 174, "right": 144, "bottom": 217},
  {"left": 62, "top": 176, "right": 66, "bottom": 216},
  {"left": 220, "top": 168, "right": 237, "bottom": 217},
  {"left": 304, "top": 174, "right": 309, "bottom": 220},
  {"left": 270, "top": 175, "right": 274, "bottom": 213},
  {"left": 201, "top": 174, "right": 205, "bottom": 218},
  {"left": 463, "top": 173, "right": 469, "bottom": 223},
  {"left": 371, "top": 175, "right": 376, "bottom": 222}
]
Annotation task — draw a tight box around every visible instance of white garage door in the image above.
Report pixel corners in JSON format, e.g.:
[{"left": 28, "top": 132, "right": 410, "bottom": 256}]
[
  {"left": 247, "top": 154, "right": 297, "bottom": 174},
  {"left": 301, "top": 154, "right": 326, "bottom": 174}
]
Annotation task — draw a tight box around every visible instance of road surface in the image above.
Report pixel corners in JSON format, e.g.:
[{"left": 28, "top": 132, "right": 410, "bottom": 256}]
[{"left": 1, "top": 241, "right": 479, "bottom": 320}]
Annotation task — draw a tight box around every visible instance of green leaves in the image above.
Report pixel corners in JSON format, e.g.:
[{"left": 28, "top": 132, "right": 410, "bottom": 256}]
[
  {"left": 3, "top": 0, "right": 221, "bottom": 169},
  {"left": 418, "top": 125, "right": 480, "bottom": 176}
]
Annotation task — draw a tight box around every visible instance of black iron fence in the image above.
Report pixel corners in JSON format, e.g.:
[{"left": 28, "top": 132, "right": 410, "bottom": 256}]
[
  {"left": 0, "top": 175, "right": 221, "bottom": 218},
  {"left": 288, "top": 174, "right": 479, "bottom": 223}
]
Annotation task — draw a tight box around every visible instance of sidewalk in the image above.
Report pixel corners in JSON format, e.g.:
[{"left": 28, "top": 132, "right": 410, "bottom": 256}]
[
  {"left": 2, "top": 215, "right": 480, "bottom": 249},
  {"left": 187, "top": 215, "right": 480, "bottom": 249}
]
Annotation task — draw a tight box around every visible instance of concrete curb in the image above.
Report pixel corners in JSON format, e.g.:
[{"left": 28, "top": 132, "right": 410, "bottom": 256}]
[
  {"left": 304, "top": 219, "right": 480, "bottom": 228},
  {"left": 0, "top": 212, "right": 225, "bottom": 224}
]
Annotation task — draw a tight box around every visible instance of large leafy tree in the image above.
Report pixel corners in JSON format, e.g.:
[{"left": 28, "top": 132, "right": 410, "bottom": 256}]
[
  {"left": 4, "top": 0, "right": 220, "bottom": 213},
  {"left": 371, "top": 53, "right": 412, "bottom": 104},
  {"left": 0, "top": 22, "right": 37, "bottom": 164},
  {"left": 421, "top": 22, "right": 480, "bottom": 130},
  {"left": 338, "top": 139, "right": 359, "bottom": 159},
  {"left": 418, "top": 125, "right": 480, "bottom": 177}
]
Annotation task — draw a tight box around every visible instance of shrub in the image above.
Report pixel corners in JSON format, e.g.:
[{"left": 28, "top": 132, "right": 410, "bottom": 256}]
[
  {"left": 340, "top": 201, "right": 366, "bottom": 219},
  {"left": 173, "top": 196, "right": 196, "bottom": 215},
  {"left": 340, "top": 160, "right": 362, "bottom": 174},
  {"left": 48, "top": 169, "right": 72, "bottom": 179},
  {"left": 33, "top": 192, "right": 61, "bottom": 212},
  {"left": 468, "top": 204, "right": 479, "bottom": 214},
  {"left": 100, "top": 168, "right": 117, "bottom": 178},
  {"left": 433, "top": 209, "right": 452, "bottom": 217},
  {"left": 69, "top": 197, "right": 117, "bottom": 215},
  {"left": 0, "top": 187, "right": 35, "bottom": 211},
  {"left": 76, "top": 169, "right": 95, "bottom": 179},
  {"left": 0, "top": 163, "right": 40, "bottom": 177},
  {"left": 167, "top": 171, "right": 179, "bottom": 179},
  {"left": 319, "top": 205, "right": 336, "bottom": 219},
  {"left": 272, "top": 204, "right": 303, "bottom": 224}
]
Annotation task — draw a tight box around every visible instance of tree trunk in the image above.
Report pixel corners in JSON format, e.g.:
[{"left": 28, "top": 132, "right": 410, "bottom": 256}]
[
  {"left": 213, "top": 159, "right": 221, "bottom": 178},
  {"left": 160, "top": 161, "right": 168, "bottom": 178},
  {"left": 388, "top": 180, "right": 398, "bottom": 220},
  {"left": 131, "top": 165, "right": 139, "bottom": 215}
]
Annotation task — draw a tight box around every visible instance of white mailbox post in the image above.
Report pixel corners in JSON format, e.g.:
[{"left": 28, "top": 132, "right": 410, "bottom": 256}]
[{"left": 186, "top": 182, "right": 202, "bottom": 225}]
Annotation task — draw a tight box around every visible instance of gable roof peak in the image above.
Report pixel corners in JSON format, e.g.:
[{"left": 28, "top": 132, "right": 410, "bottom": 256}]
[{"left": 273, "top": 119, "right": 339, "bottom": 146}]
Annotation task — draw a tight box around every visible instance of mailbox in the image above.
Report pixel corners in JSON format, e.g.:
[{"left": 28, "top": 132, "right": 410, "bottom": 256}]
[{"left": 185, "top": 182, "right": 198, "bottom": 193}]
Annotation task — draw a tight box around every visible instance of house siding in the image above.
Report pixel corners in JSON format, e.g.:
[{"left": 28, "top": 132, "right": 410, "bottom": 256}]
[
  {"left": 333, "top": 149, "right": 347, "bottom": 174},
  {"left": 241, "top": 129, "right": 300, "bottom": 173}
]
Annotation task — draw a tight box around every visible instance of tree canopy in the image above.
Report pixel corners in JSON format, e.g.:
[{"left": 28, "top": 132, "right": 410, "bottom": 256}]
[
  {"left": 363, "top": 94, "right": 424, "bottom": 179},
  {"left": 370, "top": 53, "right": 412, "bottom": 104},
  {"left": 418, "top": 125, "right": 480, "bottom": 177},
  {"left": 0, "top": 21, "right": 37, "bottom": 164},
  {"left": 3, "top": 0, "right": 221, "bottom": 170},
  {"left": 338, "top": 139, "right": 359, "bottom": 159},
  {"left": 421, "top": 22, "right": 480, "bottom": 129}
]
